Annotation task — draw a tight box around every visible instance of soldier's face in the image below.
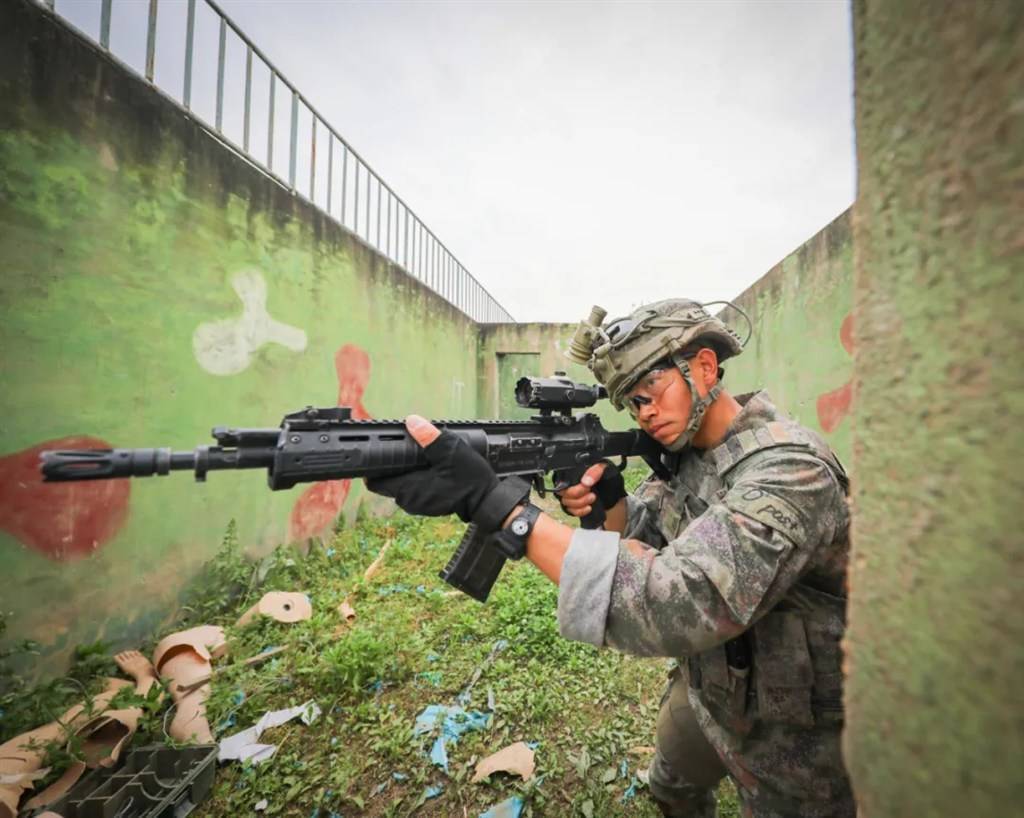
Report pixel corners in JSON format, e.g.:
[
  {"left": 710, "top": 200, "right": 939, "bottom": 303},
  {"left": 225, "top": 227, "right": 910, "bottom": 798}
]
[
  {"left": 628, "top": 347, "right": 719, "bottom": 445},
  {"left": 629, "top": 367, "right": 692, "bottom": 445}
]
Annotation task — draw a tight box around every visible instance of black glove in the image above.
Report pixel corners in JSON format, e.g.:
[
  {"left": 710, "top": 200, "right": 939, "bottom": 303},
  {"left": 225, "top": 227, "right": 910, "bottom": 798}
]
[
  {"left": 365, "top": 431, "right": 529, "bottom": 529},
  {"left": 556, "top": 459, "right": 627, "bottom": 517}
]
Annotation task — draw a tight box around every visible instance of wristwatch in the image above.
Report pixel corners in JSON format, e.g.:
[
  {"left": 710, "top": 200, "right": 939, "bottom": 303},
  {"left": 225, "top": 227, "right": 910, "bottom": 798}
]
[{"left": 490, "top": 503, "right": 541, "bottom": 560}]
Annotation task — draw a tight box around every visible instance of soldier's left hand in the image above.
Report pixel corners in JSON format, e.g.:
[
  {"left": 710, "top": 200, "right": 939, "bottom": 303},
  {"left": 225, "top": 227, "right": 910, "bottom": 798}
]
[{"left": 365, "top": 415, "right": 517, "bottom": 524}]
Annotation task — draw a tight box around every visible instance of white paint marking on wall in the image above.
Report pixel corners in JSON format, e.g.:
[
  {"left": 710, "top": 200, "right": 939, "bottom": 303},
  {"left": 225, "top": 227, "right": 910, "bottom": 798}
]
[{"left": 193, "top": 269, "right": 308, "bottom": 376}]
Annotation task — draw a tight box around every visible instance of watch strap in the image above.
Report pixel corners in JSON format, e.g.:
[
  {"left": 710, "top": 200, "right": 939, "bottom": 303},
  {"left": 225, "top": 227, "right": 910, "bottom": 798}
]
[
  {"left": 490, "top": 503, "right": 541, "bottom": 560},
  {"left": 473, "top": 476, "right": 531, "bottom": 532}
]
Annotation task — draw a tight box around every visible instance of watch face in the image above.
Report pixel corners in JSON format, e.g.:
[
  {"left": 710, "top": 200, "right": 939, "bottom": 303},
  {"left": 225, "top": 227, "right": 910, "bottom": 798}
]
[{"left": 511, "top": 518, "right": 530, "bottom": 536}]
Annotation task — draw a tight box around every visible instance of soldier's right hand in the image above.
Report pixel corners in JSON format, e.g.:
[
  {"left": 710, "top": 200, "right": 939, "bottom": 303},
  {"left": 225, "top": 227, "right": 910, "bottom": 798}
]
[{"left": 556, "top": 461, "right": 626, "bottom": 518}]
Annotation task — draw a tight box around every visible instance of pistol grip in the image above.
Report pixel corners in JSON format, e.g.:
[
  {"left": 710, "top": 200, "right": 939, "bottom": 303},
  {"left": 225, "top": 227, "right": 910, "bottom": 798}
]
[
  {"left": 580, "top": 499, "right": 606, "bottom": 530},
  {"left": 554, "top": 465, "right": 607, "bottom": 530}
]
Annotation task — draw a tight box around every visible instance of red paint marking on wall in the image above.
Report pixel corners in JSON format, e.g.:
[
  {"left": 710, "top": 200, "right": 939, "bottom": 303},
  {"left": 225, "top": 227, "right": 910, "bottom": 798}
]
[
  {"left": 816, "top": 312, "right": 855, "bottom": 433},
  {"left": 0, "top": 436, "right": 130, "bottom": 561},
  {"left": 288, "top": 480, "right": 352, "bottom": 543},
  {"left": 838, "top": 311, "right": 854, "bottom": 355},
  {"left": 289, "top": 345, "right": 372, "bottom": 541}
]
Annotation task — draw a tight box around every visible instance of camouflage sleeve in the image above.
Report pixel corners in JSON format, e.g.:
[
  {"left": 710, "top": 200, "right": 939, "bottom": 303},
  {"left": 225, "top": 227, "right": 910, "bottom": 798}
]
[
  {"left": 557, "top": 528, "right": 621, "bottom": 646},
  {"left": 596, "top": 446, "right": 844, "bottom": 657},
  {"left": 556, "top": 479, "right": 666, "bottom": 645}
]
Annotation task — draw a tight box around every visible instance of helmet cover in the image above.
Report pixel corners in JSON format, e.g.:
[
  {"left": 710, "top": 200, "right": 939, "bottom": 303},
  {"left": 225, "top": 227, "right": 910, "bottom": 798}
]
[{"left": 584, "top": 299, "right": 744, "bottom": 411}]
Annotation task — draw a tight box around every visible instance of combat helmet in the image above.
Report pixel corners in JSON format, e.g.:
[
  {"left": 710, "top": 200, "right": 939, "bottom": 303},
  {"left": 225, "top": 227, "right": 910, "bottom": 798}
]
[{"left": 566, "top": 299, "right": 746, "bottom": 450}]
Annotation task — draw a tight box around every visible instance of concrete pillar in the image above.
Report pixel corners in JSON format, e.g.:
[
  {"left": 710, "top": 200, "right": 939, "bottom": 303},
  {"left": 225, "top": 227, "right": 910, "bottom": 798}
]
[{"left": 845, "top": 2, "right": 1023, "bottom": 816}]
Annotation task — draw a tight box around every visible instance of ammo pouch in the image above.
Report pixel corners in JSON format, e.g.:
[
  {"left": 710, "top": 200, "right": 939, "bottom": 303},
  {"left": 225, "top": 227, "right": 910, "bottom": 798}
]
[
  {"left": 751, "top": 611, "right": 816, "bottom": 727},
  {"left": 688, "top": 635, "right": 754, "bottom": 736},
  {"left": 751, "top": 584, "right": 846, "bottom": 729},
  {"left": 689, "top": 583, "right": 846, "bottom": 733}
]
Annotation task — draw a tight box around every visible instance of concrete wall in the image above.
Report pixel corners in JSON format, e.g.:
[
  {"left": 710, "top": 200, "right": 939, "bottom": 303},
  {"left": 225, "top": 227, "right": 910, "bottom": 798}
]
[
  {"left": 720, "top": 209, "right": 854, "bottom": 464},
  {"left": 477, "top": 323, "right": 630, "bottom": 431},
  {"left": 0, "top": 0, "right": 478, "bottom": 674},
  {"left": 843, "top": 2, "right": 1024, "bottom": 815},
  {"left": 477, "top": 213, "right": 856, "bottom": 453}
]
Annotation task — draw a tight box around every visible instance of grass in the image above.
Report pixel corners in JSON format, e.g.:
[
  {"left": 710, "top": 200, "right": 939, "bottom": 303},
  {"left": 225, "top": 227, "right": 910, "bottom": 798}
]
[{"left": 1, "top": 471, "right": 741, "bottom": 817}]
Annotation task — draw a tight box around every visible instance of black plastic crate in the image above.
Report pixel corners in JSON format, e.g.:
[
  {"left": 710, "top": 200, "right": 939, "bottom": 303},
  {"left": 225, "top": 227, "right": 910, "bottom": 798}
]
[{"left": 22, "top": 744, "right": 217, "bottom": 818}]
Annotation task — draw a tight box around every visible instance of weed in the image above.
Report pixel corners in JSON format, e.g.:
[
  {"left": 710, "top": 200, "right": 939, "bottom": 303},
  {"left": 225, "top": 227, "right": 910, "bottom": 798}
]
[
  {"left": 0, "top": 628, "right": 119, "bottom": 743},
  {"left": 66, "top": 640, "right": 118, "bottom": 686},
  {"left": 319, "top": 627, "right": 401, "bottom": 695},
  {"left": 5, "top": 509, "right": 741, "bottom": 818},
  {"left": 176, "top": 518, "right": 255, "bottom": 627}
]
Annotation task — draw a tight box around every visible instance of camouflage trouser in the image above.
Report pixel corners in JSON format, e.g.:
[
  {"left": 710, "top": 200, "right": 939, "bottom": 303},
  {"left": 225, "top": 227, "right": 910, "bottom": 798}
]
[{"left": 647, "top": 667, "right": 856, "bottom": 818}]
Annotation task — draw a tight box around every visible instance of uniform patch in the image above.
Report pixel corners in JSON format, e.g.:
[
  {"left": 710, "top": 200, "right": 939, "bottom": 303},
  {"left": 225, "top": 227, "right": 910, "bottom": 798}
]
[{"left": 731, "top": 487, "right": 807, "bottom": 542}]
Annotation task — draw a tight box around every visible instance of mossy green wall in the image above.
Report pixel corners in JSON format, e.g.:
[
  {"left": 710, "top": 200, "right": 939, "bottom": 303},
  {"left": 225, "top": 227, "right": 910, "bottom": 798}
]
[
  {"left": 845, "top": 2, "right": 1024, "bottom": 815},
  {"left": 0, "top": 0, "right": 477, "bottom": 674},
  {"left": 720, "top": 209, "right": 854, "bottom": 464},
  {"left": 477, "top": 218, "right": 856, "bottom": 451}
]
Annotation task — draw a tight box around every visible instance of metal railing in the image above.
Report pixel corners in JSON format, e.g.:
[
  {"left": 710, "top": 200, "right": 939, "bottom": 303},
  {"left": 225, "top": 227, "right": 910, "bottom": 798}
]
[{"left": 40, "top": 0, "right": 514, "bottom": 323}]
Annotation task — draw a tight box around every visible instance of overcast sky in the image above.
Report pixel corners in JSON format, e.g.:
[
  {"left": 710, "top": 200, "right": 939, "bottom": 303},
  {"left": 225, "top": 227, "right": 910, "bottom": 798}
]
[{"left": 58, "top": 0, "right": 855, "bottom": 323}]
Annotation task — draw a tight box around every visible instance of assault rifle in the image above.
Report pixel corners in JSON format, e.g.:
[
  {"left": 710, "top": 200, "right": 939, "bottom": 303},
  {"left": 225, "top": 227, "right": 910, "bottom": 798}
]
[{"left": 40, "top": 373, "right": 668, "bottom": 601}]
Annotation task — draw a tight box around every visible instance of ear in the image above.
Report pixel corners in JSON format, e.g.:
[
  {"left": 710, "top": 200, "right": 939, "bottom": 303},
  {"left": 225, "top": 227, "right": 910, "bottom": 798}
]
[{"left": 691, "top": 347, "right": 720, "bottom": 390}]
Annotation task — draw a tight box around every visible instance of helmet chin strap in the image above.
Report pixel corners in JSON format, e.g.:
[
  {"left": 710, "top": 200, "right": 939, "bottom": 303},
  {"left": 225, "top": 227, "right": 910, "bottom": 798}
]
[{"left": 663, "top": 353, "right": 721, "bottom": 453}]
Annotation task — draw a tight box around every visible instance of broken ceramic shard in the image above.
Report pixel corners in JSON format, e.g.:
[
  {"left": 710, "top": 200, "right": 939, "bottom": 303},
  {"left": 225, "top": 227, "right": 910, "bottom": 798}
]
[
  {"left": 363, "top": 540, "right": 391, "bottom": 580},
  {"left": 0, "top": 770, "right": 49, "bottom": 787},
  {"left": 235, "top": 591, "right": 312, "bottom": 627},
  {"left": 21, "top": 762, "right": 86, "bottom": 812},
  {"left": 471, "top": 742, "right": 536, "bottom": 783},
  {"left": 2, "top": 676, "right": 132, "bottom": 816},
  {"left": 337, "top": 598, "right": 356, "bottom": 622},
  {"left": 153, "top": 625, "right": 228, "bottom": 744},
  {"left": 74, "top": 650, "right": 162, "bottom": 769}
]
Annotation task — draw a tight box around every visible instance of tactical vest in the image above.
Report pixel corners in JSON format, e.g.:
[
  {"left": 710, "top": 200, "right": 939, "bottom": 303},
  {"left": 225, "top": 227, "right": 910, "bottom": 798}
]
[{"left": 642, "top": 411, "right": 849, "bottom": 734}]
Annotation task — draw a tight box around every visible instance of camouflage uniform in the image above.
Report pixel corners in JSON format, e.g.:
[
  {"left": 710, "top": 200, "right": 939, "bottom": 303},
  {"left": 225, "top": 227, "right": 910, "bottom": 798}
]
[{"left": 556, "top": 391, "right": 854, "bottom": 818}]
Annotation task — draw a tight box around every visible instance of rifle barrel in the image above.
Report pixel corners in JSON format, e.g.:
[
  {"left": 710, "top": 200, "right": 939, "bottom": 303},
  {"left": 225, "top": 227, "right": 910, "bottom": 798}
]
[{"left": 40, "top": 446, "right": 275, "bottom": 482}]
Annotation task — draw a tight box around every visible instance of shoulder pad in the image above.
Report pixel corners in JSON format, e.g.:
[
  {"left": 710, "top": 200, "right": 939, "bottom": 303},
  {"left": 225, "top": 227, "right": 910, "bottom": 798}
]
[{"left": 709, "top": 422, "right": 811, "bottom": 477}]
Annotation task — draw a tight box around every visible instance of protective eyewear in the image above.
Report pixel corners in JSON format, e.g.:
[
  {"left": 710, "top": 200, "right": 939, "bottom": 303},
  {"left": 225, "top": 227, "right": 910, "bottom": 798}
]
[{"left": 624, "top": 367, "right": 675, "bottom": 416}]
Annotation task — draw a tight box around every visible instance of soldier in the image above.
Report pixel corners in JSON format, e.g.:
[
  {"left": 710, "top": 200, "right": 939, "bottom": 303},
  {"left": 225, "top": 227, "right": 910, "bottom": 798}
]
[{"left": 366, "top": 299, "right": 854, "bottom": 818}]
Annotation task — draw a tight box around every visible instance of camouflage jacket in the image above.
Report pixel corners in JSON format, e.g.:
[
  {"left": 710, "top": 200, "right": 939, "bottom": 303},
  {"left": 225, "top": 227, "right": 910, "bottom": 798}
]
[{"left": 557, "top": 391, "right": 849, "bottom": 729}]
